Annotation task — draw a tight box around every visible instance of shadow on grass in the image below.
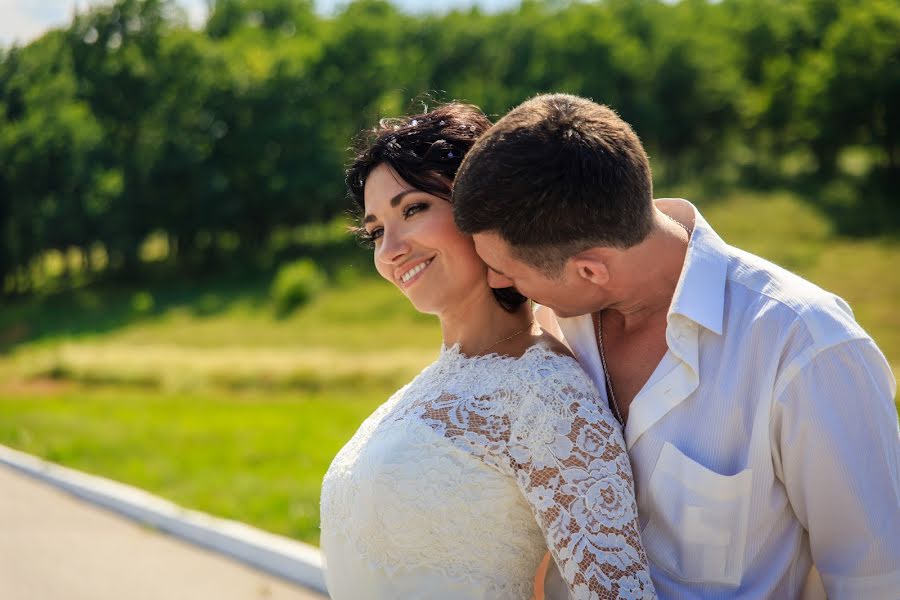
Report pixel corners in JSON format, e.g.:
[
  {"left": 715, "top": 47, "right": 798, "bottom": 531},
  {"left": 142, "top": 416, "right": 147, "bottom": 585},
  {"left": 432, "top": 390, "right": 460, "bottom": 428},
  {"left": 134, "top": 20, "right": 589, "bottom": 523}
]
[
  {"left": 735, "top": 163, "right": 900, "bottom": 239},
  {"left": 0, "top": 273, "right": 268, "bottom": 353},
  {"left": 0, "top": 233, "right": 376, "bottom": 353}
]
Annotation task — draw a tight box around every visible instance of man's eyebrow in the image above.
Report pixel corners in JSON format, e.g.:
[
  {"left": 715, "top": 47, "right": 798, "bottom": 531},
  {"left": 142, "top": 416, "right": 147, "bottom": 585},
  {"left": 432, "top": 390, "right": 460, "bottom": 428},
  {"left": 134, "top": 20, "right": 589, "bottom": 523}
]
[{"left": 363, "top": 189, "right": 418, "bottom": 224}]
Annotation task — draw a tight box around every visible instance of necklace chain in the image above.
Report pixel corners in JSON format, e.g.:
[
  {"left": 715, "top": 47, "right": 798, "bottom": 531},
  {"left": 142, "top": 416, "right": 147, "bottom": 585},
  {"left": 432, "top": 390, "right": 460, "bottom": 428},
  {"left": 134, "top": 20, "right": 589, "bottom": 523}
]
[
  {"left": 597, "top": 213, "right": 690, "bottom": 427},
  {"left": 596, "top": 313, "right": 625, "bottom": 426},
  {"left": 476, "top": 319, "right": 534, "bottom": 356},
  {"left": 664, "top": 213, "right": 692, "bottom": 237}
]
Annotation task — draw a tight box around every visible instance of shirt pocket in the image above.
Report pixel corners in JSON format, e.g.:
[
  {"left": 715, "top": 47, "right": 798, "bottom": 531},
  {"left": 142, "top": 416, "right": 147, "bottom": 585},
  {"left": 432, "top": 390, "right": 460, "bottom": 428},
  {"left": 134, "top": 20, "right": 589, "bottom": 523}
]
[{"left": 641, "top": 442, "right": 753, "bottom": 587}]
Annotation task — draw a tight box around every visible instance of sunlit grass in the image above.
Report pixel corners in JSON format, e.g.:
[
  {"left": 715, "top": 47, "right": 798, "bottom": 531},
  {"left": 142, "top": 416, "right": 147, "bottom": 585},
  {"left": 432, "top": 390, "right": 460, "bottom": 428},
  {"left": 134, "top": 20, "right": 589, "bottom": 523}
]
[
  {"left": 0, "top": 383, "right": 387, "bottom": 546},
  {"left": 3, "top": 343, "right": 434, "bottom": 392}
]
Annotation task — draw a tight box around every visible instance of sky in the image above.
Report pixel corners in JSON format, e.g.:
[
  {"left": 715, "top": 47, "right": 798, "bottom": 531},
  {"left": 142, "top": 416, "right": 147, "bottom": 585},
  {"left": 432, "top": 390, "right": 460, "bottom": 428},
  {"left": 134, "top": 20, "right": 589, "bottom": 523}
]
[{"left": 0, "top": 0, "right": 522, "bottom": 46}]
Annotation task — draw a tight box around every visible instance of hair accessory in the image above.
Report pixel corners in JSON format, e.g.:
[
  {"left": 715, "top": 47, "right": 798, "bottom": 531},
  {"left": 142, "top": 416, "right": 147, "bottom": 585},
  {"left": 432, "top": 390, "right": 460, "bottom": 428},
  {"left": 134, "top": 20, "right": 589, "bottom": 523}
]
[
  {"left": 411, "top": 119, "right": 418, "bottom": 126},
  {"left": 439, "top": 120, "right": 446, "bottom": 126}
]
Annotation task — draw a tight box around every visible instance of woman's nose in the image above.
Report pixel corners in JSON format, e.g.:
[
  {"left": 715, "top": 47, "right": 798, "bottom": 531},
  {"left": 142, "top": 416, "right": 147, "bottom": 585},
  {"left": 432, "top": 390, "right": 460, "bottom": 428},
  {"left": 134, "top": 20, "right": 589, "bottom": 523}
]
[{"left": 377, "top": 229, "right": 411, "bottom": 264}]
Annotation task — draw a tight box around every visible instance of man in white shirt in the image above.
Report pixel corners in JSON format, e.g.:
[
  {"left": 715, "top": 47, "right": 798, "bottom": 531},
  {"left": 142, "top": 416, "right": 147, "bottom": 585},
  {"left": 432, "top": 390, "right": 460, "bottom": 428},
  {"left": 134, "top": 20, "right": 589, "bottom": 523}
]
[{"left": 452, "top": 93, "right": 900, "bottom": 598}]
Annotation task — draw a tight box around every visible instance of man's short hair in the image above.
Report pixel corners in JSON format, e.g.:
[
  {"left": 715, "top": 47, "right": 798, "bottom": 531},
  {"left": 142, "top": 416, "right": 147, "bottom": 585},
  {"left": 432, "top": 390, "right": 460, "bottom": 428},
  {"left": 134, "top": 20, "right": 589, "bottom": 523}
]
[{"left": 453, "top": 93, "right": 654, "bottom": 275}]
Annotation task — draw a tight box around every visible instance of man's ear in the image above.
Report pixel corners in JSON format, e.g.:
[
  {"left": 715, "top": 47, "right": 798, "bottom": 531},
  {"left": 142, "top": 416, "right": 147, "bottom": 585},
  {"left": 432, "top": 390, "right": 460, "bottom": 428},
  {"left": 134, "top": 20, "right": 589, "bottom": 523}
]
[{"left": 570, "top": 249, "right": 610, "bottom": 286}]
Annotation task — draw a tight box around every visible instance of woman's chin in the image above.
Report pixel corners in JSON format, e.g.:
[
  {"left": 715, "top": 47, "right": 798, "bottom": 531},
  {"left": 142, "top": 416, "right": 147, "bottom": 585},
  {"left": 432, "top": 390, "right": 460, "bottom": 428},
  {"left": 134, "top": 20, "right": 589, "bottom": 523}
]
[
  {"left": 407, "top": 298, "right": 441, "bottom": 316},
  {"left": 404, "top": 289, "right": 450, "bottom": 316}
]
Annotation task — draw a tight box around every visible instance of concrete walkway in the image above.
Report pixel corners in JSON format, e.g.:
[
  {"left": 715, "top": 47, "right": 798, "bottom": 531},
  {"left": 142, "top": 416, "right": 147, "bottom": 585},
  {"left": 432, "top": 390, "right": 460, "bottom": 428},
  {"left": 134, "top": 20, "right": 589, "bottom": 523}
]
[{"left": 0, "top": 465, "right": 328, "bottom": 600}]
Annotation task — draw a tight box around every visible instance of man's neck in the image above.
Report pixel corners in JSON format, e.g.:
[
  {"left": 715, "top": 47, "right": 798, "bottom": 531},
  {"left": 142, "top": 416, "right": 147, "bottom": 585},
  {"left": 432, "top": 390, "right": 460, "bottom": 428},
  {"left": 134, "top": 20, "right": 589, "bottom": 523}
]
[{"left": 604, "top": 209, "right": 690, "bottom": 332}]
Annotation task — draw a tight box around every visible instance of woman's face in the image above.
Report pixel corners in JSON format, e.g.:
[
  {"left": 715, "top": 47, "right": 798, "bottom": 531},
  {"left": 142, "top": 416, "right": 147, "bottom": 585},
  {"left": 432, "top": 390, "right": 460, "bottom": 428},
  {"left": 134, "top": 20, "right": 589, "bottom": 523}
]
[{"left": 363, "top": 163, "right": 488, "bottom": 315}]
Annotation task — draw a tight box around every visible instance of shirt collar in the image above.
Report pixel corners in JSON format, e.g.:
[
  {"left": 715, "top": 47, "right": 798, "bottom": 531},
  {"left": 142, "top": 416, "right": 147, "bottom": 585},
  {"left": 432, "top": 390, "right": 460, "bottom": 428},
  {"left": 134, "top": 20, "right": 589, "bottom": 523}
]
[{"left": 661, "top": 199, "right": 729, "bottom": 336}]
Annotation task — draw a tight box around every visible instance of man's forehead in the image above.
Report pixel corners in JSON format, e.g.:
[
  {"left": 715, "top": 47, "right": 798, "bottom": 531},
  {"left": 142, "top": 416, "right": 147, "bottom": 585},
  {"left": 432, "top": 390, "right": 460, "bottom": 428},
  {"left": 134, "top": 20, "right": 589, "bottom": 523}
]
[
  {"left": 473, "top": 232, "right": 510, "bottom": 261},
  {"left": 473, "top": 230, "right": 506, "bottom": 251},
  {"left": 474, "top": 233, "right": 528, "bottom": 281}
]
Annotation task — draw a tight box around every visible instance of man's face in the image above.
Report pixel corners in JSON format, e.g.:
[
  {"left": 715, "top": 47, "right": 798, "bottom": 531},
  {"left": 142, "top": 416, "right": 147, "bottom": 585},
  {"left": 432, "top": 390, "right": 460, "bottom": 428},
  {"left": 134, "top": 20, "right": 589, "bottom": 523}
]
[{"left": 472, "top": 231, "right": 599, "bottom": 318}]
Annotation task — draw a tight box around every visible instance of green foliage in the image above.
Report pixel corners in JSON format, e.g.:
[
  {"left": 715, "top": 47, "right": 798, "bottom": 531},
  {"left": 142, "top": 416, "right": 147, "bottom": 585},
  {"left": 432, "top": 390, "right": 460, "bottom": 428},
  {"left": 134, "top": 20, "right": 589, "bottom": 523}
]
[
  {"left": 270, "top": 258, "right": 327, "bottom": 315},
  {"left": 2, "top": 0, "right": 899, "bottom": 298}
]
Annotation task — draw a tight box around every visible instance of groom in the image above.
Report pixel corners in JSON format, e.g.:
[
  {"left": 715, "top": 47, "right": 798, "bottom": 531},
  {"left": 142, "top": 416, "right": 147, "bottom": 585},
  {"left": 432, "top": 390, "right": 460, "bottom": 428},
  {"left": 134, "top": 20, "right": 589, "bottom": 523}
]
[{"left": 452, "top": 93, "right": 900, "bottom": 598}]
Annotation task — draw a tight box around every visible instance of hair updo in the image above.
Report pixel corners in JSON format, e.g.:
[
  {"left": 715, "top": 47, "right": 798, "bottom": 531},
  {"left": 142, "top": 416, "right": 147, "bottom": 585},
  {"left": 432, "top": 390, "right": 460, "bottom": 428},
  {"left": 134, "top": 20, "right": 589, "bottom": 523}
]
[{"left": 346, "top": 103, "right": 527, "bottom": 313}]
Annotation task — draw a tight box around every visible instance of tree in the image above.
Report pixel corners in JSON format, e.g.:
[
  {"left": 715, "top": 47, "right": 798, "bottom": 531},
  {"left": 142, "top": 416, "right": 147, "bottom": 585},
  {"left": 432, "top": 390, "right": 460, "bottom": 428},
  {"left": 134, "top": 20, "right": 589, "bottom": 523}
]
[
  {"left": 0, "top": 33, "right": 106, "bottom": 292},
  {"left": 797, "top": 0, "right": 900, "bottom": 174}
]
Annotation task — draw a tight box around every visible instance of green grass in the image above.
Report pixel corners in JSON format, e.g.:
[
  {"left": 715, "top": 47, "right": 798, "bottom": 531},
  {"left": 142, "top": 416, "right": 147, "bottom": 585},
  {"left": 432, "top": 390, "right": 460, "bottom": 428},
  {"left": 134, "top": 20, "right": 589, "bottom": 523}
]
[
  {"left": 0, "top": 189, "right": 897, "bottom": 547},
  {"left": 0, "top": 383, "right": 389, "bottom": 546}
]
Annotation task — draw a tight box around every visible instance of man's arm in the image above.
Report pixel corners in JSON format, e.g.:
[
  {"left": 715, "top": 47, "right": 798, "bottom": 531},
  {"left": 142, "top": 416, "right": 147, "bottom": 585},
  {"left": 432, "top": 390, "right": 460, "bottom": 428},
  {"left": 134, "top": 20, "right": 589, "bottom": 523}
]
[{"left": 773, "top": 337, "right": 900, "bottom": 598}]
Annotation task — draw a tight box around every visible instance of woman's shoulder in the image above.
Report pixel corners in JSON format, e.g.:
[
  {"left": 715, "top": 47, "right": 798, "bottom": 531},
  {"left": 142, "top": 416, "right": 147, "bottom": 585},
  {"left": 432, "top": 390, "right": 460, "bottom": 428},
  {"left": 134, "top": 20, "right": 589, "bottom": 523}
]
[
  {"left": 531, "top": 331, "right": 574, "bottom": 359},
  {"left": 515, "top": 332, "right": 581, "bottom": 372},
  {"left": 434, "top": 333, "right": 599, "bottom": 402},
  {"left": 511, "top": 334, "right": 600, "bottom": 395}
]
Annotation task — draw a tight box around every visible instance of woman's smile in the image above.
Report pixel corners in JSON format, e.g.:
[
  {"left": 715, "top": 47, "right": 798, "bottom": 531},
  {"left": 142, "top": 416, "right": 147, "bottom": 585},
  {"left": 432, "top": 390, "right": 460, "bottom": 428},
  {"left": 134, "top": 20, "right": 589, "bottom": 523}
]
[{"left": 398, "top": 258, "right": 434, "bottom": 288}]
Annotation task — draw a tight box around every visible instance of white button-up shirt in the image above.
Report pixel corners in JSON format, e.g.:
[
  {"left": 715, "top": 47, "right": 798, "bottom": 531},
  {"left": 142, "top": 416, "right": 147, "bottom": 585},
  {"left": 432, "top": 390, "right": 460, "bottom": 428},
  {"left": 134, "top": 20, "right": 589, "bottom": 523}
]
[{"left": 535, "top": 199, "right": 900, "bottom": 599}]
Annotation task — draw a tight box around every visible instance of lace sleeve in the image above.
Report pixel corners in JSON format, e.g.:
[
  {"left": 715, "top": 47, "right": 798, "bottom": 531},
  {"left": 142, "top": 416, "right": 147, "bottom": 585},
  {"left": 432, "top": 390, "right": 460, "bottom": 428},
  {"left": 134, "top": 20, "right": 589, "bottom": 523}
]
[
  {"left": 415, "top": 351, "right": 656, "bottom": 599},
  {"left": 509, "top": 369, "right": 656, "bottom": 600},
  {"left": 509, "top": 361, "right": 655, "bottom": 599}
]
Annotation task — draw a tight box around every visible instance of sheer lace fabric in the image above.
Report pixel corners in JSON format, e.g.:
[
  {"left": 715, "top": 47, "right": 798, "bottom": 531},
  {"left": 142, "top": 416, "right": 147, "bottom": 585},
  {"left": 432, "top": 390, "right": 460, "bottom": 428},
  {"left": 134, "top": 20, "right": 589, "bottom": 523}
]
[{"left": 320, "top": 344, "right": 655, "bottom": 600}]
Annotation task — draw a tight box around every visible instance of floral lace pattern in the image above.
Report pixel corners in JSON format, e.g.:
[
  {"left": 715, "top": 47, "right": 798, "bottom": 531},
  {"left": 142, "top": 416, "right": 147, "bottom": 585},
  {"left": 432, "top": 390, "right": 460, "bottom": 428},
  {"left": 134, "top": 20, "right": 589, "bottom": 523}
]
[{"left": 321, "top": 344, "right": 655, "bottom": 600}]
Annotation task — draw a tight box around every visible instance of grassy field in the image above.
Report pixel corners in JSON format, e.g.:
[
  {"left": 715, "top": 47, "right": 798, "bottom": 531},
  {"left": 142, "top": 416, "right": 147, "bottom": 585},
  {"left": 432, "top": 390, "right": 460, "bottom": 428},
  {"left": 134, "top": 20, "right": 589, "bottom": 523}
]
[
  {"left": 0, "top": 190, "right": 897, "bottom": 546},
  {"left": 0, "top": 384, "right": 385, "bottom": 544}
]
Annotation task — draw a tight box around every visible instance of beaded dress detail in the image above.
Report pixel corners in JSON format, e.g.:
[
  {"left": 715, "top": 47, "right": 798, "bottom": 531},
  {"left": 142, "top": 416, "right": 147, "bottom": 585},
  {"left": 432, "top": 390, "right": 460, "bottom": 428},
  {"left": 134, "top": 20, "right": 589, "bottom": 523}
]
[{"left": 320, "top": 344, "right": 655, "bottom": 600}]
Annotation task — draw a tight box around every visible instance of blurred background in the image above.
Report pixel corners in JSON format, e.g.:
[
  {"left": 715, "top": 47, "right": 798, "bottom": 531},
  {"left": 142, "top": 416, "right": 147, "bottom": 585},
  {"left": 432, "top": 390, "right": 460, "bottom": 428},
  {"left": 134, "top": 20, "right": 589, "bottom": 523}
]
[{"left": 0, "top": 0, "right": 897, "bottom": 549}]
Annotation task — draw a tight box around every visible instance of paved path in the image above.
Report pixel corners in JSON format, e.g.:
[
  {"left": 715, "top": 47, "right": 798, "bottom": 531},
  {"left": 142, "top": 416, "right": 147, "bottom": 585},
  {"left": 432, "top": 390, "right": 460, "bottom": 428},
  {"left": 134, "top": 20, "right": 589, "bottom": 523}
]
[{"left": 0, "top": 465, "right": 328, "bottom": 600}]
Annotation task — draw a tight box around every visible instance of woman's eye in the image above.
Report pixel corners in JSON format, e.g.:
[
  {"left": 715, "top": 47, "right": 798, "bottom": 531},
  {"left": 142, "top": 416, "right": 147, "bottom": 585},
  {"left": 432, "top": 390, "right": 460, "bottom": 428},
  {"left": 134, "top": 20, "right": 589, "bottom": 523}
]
[
  {"left": 366, "top": 227, "right": 383, "bottom": 242},
  {"left": 404, "top": 202, "right": 428, "bottom": 218}
]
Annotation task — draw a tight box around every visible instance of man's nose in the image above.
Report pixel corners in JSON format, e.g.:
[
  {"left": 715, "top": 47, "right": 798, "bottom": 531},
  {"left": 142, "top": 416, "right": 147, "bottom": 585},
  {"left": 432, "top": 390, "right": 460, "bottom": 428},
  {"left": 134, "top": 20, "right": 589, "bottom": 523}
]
[{"left": 487, "top": 269, "right": 514, "bottom": 289}]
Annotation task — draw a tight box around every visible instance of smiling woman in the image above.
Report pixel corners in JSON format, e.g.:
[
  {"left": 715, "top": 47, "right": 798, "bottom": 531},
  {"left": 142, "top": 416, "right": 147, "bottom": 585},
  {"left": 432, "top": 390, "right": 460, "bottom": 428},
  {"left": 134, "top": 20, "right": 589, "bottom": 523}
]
[
  {"left": 346, "top": 103, "right": 526, "bottom": 316},
  {"left": 359, "top": 164, "right": 488, "bottom": 315},
  {"left": 317, "top": 105, "right": 656, "bottom": 600}
]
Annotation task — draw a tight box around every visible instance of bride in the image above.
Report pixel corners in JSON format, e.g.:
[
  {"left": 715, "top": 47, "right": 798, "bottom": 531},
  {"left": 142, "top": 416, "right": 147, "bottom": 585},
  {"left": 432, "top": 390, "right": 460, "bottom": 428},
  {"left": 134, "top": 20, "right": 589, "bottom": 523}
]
[{"left": 319, "top": 103, "right": 655, "bottom": 600}]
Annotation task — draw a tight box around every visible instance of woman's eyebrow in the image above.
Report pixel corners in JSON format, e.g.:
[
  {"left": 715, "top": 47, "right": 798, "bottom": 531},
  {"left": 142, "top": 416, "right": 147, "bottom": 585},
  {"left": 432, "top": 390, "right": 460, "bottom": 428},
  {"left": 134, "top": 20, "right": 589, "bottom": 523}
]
[
  {"left": 363, "top": 189, "right": 419, "bottom": 223},
  {"left": 390, "top": 189, "right": 417, "bottom": 207}
]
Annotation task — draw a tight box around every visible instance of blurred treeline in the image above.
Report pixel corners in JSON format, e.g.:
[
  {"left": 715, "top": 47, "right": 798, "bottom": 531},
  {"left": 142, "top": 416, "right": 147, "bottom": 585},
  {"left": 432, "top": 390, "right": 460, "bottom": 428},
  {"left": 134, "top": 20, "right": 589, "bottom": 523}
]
[{"left": 1, "top": 0, "right": 898, "bottom": 298}]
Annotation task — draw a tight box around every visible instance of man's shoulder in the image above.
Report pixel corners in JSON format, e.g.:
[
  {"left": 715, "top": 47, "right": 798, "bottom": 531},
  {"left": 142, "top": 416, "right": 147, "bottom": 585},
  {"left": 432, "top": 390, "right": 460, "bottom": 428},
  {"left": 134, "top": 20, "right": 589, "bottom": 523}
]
[{"left": 723, "top": 245, "right": 868, "bottom": 349}]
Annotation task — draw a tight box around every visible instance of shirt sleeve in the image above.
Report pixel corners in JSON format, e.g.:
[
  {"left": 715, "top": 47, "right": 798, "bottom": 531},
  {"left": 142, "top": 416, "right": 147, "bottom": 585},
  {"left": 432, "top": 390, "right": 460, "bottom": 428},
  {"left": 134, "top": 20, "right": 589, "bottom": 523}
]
[
  {"left": 508, "top": 363, "right": 656, "bottom": 599},
  {"left": 773, "top": 337, "right": 900, "bottom": 598}
]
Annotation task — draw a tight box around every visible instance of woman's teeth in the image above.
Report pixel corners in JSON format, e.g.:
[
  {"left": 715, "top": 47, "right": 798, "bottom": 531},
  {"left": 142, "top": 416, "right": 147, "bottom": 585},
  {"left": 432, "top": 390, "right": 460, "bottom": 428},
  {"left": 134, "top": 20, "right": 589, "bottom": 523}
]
[{"left": 401, "top": 259, "right": 432, "bottom": 283}]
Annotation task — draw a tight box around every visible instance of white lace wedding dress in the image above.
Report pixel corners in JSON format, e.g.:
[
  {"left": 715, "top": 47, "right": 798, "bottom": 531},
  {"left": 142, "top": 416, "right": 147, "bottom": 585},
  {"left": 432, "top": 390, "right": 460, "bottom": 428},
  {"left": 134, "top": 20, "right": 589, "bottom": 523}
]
[{"left": 320, "top": 344, "right": 655, "bottom": 600}]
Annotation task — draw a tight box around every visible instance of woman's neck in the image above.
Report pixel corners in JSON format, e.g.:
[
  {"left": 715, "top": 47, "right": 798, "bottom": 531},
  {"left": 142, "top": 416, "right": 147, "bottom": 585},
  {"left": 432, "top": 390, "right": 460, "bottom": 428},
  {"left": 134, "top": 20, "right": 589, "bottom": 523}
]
[{"left": 438, "top": 288, "right": 532, "bottom": 356}]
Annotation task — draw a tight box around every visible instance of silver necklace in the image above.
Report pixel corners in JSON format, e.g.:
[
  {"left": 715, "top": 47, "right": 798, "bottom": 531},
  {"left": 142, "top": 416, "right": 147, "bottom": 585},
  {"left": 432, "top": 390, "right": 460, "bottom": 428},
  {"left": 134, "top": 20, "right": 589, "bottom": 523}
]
[
  {"left": 596, "top": 312, "right": 625, "bottom": 426},
  {"left": 664, "top": 213, "right": 692, "bottom": 237},
  {"left": 596, "top": 214, "right": 689, "bottom": 427},
  {"left": 476, "top": 320, "right": 534, "bottom": 356}
]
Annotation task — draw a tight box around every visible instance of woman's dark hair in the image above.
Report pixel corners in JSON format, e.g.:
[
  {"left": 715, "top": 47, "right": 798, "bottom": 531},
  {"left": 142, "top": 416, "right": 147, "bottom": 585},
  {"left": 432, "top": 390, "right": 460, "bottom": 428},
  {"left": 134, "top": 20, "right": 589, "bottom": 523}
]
[{"left": 346, "top": 102, "right": 527, "bottom": 313}]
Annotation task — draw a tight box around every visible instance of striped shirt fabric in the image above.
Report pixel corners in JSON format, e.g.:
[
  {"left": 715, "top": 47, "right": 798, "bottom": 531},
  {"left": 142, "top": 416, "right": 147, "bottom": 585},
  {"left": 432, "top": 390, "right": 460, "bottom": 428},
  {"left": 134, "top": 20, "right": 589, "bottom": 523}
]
[{"left": 535, "top": 198, "right": 900, "bottom": 599}]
